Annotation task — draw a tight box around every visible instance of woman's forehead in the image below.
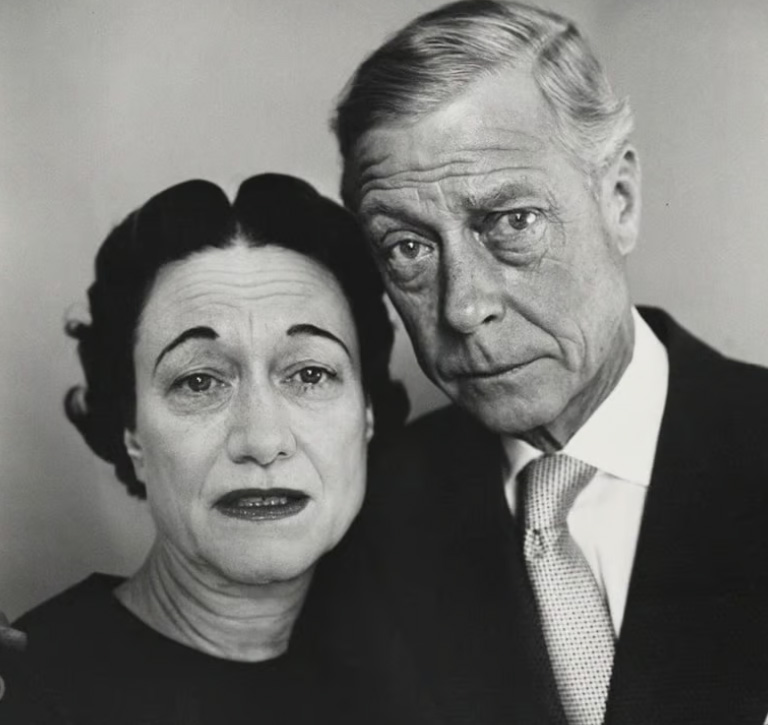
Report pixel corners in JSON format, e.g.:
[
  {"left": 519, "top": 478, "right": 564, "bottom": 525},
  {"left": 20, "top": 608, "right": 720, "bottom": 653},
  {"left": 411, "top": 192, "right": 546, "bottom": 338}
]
[{"left": 136, "top": 245, "right": 357, "bottom": 351}]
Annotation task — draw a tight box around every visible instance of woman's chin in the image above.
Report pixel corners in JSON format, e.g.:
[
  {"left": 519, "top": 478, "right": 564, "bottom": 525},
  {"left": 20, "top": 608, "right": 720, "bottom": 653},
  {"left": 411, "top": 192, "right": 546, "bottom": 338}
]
[{"left": 204, "top": 540, "right": 324, "bottom": 588}]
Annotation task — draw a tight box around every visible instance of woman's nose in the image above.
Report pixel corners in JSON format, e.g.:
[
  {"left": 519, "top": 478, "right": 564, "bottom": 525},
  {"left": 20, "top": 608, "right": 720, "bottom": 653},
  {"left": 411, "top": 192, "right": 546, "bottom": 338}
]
[{"left": 225, "top": 383, "right": 296, "bottom": 466}]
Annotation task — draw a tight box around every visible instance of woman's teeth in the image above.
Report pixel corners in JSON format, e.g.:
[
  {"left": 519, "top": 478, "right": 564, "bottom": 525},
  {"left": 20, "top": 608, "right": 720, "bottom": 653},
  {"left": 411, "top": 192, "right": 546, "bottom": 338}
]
[
  {"left": 214, "top": 489, "right": 309, "bottom": 520},
  {"left": 239, "top": 496, "right": 290, "bottom": 507}
]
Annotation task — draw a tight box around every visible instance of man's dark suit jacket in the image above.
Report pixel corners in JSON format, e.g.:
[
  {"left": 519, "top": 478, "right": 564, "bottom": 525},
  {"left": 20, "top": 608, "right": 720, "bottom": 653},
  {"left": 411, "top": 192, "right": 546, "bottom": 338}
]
[{"left": 307, "top": 307, "right": 768, "bottom": 725}]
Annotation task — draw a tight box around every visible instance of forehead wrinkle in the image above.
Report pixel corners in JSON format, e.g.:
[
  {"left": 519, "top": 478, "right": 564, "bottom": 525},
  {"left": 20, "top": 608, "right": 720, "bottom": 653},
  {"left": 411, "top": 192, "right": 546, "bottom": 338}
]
[
  {"left": 359, "top": 147, "right": 540, "bottom": 188},
  {"left": 357, "top": 120, "right": 546, "bottom": 173},
  {"left": 141, "top": 276, "right": 332, "bottom": 344},
  {"left": 363, "top": 166, "right": 542, "bottom": 196},
  {"left": 361, "top": 168, "right": 548, "bottom": 227},
  {"left": 164, "top": 262, "right": 327, "bottom": 286},
  {"left": 136, "top": 245, "right": 354, "bottom": 360},
  {"left": 155, "top": 274, "right": 326, "bottom": 307}
]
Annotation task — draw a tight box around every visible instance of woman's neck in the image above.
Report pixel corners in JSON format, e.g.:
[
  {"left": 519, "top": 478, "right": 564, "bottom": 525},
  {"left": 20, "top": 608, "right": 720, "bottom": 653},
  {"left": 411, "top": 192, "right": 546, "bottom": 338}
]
[{"left": 115, "top": 540, "right": 312, "bottom": 662}]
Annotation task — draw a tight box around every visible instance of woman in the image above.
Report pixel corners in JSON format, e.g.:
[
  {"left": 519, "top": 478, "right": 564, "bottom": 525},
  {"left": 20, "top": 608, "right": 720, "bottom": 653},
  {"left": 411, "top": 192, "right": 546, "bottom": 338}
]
[{"left": 13, "top": 174, "right": 408, "bottom": 724}]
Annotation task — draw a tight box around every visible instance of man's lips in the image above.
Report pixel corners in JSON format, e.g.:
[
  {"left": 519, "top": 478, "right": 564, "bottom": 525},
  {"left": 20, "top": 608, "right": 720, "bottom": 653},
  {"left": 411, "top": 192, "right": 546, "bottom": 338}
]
[
  {"left": 443, "top": 359, "right": 533, "bottom": 381},
  {"left": 214, "top": 488, "right": 309, "bottom": 521}
]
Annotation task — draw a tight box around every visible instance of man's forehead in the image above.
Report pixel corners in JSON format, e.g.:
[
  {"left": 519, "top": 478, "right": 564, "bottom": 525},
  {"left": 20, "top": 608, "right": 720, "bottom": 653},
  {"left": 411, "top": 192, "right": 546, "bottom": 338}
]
[{"left": 352, "top": 69, "right": 558, "bottom": 196}]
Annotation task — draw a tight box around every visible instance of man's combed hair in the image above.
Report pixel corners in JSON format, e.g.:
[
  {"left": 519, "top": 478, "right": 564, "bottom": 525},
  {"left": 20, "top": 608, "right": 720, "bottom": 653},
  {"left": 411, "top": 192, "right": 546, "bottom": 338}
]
[
  {"left": 66, "top": 174, "right": 408, "bottom": 499},
  {"left": 333, "top": 0, "right": 633, "bottom": 205}
]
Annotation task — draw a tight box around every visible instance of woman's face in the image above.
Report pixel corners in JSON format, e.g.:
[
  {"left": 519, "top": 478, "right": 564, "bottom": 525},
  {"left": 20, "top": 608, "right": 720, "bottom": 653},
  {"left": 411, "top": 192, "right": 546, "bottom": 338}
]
[{"left": 124, "top": 243, "right": 373, "bottom": 585}]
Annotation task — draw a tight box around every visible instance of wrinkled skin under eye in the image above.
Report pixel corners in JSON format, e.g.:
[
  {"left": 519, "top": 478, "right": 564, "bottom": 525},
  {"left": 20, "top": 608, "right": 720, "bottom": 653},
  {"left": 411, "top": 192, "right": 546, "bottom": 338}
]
[
  {"left": 284, "top": 365, "right": 341, "bottom": 398},
  {"left": 172, "top": 372, "right": 228, "bottom": 395},
  {"left": 294, "top": 366, "right": 331, "bottom": 385},
  {"left": 165, "top": 371, "right": 232, "bottom": 413},
  {"left": 392, "top": 239, "right": 429, "bottom": 260},
  {"left": 484, "top": 208, "right": 545, "bottom": 250},
  {"left": 381, "top": 238, "right": 434, "bottom": 281},
  {"left": 380, "top": 209, "right": 544, "bottom": 271},
  {"left": 171, "top": 366, "right": 340, "bottom": 396}
]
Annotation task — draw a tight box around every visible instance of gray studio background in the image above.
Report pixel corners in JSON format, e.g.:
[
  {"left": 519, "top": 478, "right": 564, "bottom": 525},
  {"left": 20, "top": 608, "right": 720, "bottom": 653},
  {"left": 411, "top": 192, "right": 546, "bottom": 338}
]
[{"left": 1, "top": 0, "right": 766, "bottom": 619}]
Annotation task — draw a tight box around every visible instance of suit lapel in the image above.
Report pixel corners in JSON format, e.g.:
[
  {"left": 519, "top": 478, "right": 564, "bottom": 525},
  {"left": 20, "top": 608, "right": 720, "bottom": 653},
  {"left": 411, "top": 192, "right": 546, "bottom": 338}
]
[{"left": 606, "top": 309, "right": 768, "bottom": 724}]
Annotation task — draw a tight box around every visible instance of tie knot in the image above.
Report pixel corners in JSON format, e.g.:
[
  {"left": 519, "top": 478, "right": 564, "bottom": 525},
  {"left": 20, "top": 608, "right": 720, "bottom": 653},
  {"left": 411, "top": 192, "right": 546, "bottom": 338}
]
[{"left": 520, "top": 454, "right": 596, "bottom": 530}]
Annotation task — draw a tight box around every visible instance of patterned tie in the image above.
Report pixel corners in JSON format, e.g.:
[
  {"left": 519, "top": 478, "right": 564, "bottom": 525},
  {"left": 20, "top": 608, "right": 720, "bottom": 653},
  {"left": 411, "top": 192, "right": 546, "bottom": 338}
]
[{"left": 519, "top": 454, "right": 615, "bottom": 725}]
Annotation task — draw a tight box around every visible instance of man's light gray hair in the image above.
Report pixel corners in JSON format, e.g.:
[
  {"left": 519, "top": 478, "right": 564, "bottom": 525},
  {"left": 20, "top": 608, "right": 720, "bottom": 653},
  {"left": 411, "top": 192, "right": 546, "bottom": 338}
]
[{"left": 333, "top": 0, "right": 634, "bottom": 207}]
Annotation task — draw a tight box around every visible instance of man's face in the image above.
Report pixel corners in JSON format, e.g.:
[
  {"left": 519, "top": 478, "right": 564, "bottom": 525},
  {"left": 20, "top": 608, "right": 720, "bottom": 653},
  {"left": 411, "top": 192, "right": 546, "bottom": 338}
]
[{"left": 353, "top": 69, "right": 638, "bottom": 442}]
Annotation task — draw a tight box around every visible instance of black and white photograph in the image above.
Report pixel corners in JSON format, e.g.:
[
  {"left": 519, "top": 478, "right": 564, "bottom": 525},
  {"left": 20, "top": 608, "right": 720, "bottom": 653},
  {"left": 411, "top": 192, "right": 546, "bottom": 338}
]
[{"left": 1, "top": 0, "right": 767, "bottom": 722}]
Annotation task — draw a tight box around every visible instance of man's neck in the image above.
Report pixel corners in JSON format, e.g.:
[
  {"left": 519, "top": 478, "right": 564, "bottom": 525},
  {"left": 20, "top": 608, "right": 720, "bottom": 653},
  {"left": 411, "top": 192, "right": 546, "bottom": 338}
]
[
  {"left": 520, "top": 310, "right": 636, "bottom": 453},
  {"left": 115, "top": 540, "right": 312, "bottom": 662}
]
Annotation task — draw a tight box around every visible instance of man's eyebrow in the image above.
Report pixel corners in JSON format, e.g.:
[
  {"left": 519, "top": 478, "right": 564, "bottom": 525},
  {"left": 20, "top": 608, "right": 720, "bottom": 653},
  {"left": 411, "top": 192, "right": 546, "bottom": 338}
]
[
  {"left": 360, "top": 198, "right": 426, "bottom": 228},
  {"left": 360, "top": 179, "right": 544, "bottom": 222},
  {"left": 286, "top": 323, "right": 351, "bottom": 358},
  {"left": 360, "top": 198, "right": 400, "bottom": 218},
  {"left": 154, "top": 326, "right": 218, "bottom": 371},
  {"left": 467, "top": 179, "right": 542, "bottom": 209}
]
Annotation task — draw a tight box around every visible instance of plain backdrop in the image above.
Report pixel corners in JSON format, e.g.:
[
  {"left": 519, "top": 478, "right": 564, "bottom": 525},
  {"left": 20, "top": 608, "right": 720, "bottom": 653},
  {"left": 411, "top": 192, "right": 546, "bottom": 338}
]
[{"left": 1, "top": 0, "right": 767, "bottom": 619}]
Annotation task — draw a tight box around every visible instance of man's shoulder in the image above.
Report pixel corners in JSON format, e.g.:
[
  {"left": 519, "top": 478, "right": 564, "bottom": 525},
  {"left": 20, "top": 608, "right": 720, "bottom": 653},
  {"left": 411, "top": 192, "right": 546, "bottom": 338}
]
[
  {"left": 371, "top": 405, "right": 495, "bottom": 474},
  {"left": 366, "top": 404, "right": 503, "bottom": 520},
  {"left": 381, "top": 403, "right": 493, "bottom": 447},
  {"left": 642, "top": 305, "right": 768, "bottom": 414},
  {"left": 644, "top": 307, "right": 768, "bottom": 498}
]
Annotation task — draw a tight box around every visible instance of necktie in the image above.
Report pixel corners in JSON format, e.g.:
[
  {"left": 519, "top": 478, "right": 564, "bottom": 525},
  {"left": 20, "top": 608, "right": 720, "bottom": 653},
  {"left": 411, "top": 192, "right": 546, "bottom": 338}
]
[{"left": 519, "top": 454, "right": 615, "bottom": 725}]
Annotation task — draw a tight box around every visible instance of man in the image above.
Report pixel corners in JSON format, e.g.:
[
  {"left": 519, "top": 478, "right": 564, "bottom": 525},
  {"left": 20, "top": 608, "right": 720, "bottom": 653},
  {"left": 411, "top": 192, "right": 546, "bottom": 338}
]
[{"left": 327, "top": 1, "right": 768, "bottom": 723}]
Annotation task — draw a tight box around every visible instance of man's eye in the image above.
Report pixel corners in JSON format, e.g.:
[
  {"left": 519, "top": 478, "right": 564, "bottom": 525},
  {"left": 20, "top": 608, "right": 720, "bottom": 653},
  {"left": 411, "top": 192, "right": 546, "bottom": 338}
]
[
  {"left": 485, "top": 208, "right": 545, "bottom": 249},
  {"left": 380, "top": 239, "right": 435, "bottom": 284},
  {"left": 503, "top": 209, "right": 539, "bottom": 230},
  {"left": 387, "top": 239, "right": 432, "bottom": 263}
]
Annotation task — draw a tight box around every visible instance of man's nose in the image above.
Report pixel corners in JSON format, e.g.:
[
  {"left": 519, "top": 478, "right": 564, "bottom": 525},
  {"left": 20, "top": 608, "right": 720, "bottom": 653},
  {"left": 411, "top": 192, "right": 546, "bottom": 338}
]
[
  {"left": 226, "top": 383, "right": 296, "bottom": 466},
  {"left": 441, "top": 240, "right": 505, "bottom": 334}
]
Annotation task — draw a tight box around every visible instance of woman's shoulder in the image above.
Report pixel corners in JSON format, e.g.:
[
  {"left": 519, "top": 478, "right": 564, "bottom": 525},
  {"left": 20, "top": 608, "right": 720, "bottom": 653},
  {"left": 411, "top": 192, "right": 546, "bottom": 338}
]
[
  {"left": 3, "top": 575, "right": 127, "bottom": 724},
  {"left": 14, "top": 573, "right": 130, "bottom": 676},
  {"left": 15, "top": 573, "right": 125, "bottom": 642}
]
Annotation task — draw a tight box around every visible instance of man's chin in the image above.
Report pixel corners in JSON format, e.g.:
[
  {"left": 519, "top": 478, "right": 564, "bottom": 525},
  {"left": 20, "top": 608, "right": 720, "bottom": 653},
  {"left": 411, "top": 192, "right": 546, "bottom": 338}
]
[{"left": 454, "top": 391, "right": 565, "bottom": 441}]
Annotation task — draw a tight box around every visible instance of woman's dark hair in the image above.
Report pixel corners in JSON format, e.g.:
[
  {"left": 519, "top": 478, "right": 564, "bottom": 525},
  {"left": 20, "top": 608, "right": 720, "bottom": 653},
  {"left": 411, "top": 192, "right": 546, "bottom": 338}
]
[{"left": 66, "top": 174, "right": 409, "bottom": 498}]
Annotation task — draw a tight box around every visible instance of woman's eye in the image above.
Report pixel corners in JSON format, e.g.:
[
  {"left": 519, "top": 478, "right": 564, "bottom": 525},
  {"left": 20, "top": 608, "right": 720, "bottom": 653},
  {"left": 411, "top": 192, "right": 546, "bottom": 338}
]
[
  {"left": 294, "top": 366, "right": 332, "bottom": 386},
  {"left": 173, "top": 372, "right": 224, "bottom": 395},
  {"left": 284, "top": 366, "right": 341, "bottom": 400}
]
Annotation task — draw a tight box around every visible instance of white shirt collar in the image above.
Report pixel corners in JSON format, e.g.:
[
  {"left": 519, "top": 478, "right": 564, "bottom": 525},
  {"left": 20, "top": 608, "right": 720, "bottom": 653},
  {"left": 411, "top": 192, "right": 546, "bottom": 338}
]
[{"left": 503, "top": 308, "right": 669, "bottom": 499}]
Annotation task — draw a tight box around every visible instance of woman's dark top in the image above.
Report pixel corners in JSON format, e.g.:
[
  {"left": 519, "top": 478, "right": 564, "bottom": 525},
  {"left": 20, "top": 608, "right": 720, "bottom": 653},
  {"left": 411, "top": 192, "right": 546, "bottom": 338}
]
[{"left": 11, "top": 574, "right": 383, "bottom": 725}]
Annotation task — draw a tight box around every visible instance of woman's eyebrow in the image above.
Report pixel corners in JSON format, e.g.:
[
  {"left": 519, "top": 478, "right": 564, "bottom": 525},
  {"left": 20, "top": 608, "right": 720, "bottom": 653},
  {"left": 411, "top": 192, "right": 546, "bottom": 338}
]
[
  {"left": 286, "top": 323, "right": 351, "bottom": 359},
  {"left": 154, "top": 326, "right": 218, "bottom": 371}
]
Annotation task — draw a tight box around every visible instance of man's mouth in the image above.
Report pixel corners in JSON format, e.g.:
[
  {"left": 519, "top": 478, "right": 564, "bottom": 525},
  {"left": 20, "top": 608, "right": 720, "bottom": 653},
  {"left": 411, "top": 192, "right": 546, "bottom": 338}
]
[
  {"left": 214, "top": 488, "right": 310, "bottom": 521},
  {"left": 447, "top": 360, "right": 532, "bottom": 381}
]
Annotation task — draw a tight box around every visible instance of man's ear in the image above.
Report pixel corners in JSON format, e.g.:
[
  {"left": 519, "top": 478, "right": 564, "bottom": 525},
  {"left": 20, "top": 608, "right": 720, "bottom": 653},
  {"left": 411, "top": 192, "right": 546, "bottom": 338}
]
[
  {"left": 364, "top": 400, "right": 375, "bottom": 444},
  {"left": 601, "top": 144, "right": 641, "bottom": 256},
  {"left": 123, "top": 429, "right": 145, "bottom": 480}
]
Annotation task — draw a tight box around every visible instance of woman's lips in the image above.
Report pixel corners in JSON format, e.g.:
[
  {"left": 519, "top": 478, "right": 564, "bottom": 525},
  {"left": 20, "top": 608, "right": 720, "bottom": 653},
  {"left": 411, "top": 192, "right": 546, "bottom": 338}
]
[{"left": 214, "top": 488, "right": 309, "bottom": 521}]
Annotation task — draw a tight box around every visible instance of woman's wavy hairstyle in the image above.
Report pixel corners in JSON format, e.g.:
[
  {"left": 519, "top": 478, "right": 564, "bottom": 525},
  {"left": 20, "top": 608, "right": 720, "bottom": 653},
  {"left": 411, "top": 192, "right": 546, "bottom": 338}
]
[{"left": 66, "top": 174, "right": 409, "bottom": 498}]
